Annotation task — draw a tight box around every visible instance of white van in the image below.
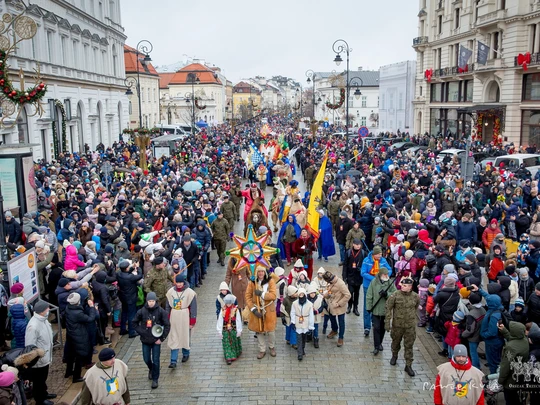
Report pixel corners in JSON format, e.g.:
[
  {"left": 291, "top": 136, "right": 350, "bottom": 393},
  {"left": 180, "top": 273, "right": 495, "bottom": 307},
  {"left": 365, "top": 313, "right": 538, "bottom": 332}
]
[
  {"left": 156, "top": 124, "right": 188, "bottom": 138},
  {"left": 176, "top": 123, "right": 201, "bottom": 135},
  {"left": 436, "top": 148, "right": 466, "bottom": 163},
  {"left": 493, "top": 154, "right": 540, "bottom": 177}
]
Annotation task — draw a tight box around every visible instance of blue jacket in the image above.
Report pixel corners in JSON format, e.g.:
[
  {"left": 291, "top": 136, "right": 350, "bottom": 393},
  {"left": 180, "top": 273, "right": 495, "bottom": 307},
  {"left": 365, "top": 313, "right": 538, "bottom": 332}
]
[
  {"left": 10, "top": 304, "right": 28, "bottom": 349},
  {"left": 480, "top": 291, "right": 504, "bottom": 342},
  {"left": 456, "top": 221, "right": 477, "bottom": 244},
  {"left": 361, "top": 253, "right": 392, "bottom": 288},
  {"left": 193, "top": 221, "right": 212, "bottom": 252}
]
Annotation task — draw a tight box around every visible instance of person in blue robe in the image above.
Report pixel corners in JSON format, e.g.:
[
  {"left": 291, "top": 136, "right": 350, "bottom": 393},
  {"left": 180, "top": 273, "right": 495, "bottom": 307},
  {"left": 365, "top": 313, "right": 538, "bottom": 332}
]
[
  {"left": 317, "top": 210, "right": 336, "bottom": 261},
  {"left": 266, "top": 161, "right": 274, "bottom": 186},
  {"left": 276, "top": 214, "right": 302, "bottom": 262}
]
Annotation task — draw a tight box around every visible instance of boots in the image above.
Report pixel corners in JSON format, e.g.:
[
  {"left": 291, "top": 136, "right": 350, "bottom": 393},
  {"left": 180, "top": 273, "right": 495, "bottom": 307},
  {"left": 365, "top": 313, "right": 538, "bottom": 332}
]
[
  {"left": 313, "top": 338, "right": 319, "bottom": 349},
  {"left": 404, "top": 365, "right": 416, "bottom": 377},
  {"left": 390, "top": 355, "right": 397, "bottom": 366},
  {"left": 346, "top": 305, "right": 352, "bottom": 314},
  {"left": 113, "top": 309, "right": 121, "bottom": 327},
  {"left": 353, "top": 307, "right": 360, "bottom": 316}
]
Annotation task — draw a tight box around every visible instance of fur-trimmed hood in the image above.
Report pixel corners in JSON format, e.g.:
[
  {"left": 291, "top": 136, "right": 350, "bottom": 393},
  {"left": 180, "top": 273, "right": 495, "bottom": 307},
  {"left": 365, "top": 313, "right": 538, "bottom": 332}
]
[{"left": 13, "top": 347, "right": 45, "bottom": 367}]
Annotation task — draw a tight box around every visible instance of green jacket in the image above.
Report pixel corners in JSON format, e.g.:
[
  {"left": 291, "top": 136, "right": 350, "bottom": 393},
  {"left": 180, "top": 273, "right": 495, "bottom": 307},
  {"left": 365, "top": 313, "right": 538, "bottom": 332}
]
[
  {"left": 385, "top": 289, "right": 420, "bottom": 329},
  {"left": 498, "top": 321, "right": 529, "bottom": 388},
  {"left": 211, "top": 217, "right": 230, "bottom": 240},
  {"left": 327, "top": 200, "right": 341, "bottom": 217},
  {"left": 366, "top": 277, "right": 396, "bottom": 316},
  {"left": 346, "top": 227, "right": 366, "bottom": 250},
  {"left": 143, "top": 267, "right": 171, "bottom": 300},
  {"left": 220, "top": 201, "right": 237, "bottom": 220}
]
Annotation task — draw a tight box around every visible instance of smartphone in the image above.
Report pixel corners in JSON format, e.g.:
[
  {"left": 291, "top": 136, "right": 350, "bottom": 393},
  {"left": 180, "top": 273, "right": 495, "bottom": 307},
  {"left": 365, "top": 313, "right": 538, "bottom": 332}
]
[{"left": 466, "top": 286, "right": 474, "bottom": 291}]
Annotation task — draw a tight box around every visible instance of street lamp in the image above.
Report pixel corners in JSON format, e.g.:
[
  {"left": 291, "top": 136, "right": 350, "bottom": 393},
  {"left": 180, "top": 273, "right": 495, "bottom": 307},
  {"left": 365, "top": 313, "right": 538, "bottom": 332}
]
[
  {"left": 295, "top": 87, "right": 303, "bottom": 118},
  {"left": 124, "top": 39, "right": 153, "bottom": 129},
  {"left": 183, "top": 72, "right": 200, "bottom": 134},
  {"left": 305, "top": 69, "right": 316, "bottom": 118},
  {"left": 332, "top": 39, "right": 352, "bottom": 132},
  {"left": 349, "top": 77, "right": 363, "bottom": 101}
]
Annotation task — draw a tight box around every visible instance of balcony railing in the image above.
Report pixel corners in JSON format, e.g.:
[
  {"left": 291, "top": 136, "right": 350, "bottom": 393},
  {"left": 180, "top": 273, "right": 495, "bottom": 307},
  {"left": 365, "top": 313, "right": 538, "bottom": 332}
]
[
  {"left": 475, "top": 9, "right": 507, "bottom": 27},
  {"left": 413, "top": 36, "right": 428, "bottom": 46},
  {"left": 514, "top": 52, "right": 540, "bottom": 68},
  {"left": 432, "top": 64, "right": 475, "bottom": 78}
]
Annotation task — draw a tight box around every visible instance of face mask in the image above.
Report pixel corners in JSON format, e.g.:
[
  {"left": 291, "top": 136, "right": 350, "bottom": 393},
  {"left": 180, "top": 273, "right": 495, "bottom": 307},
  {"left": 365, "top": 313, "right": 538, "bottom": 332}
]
[
  {"left": 380, "top": 276, "right": 389, "bottom": 282},
  {"left": 299, "top": 296, "right": 307, "bottom": 305}
]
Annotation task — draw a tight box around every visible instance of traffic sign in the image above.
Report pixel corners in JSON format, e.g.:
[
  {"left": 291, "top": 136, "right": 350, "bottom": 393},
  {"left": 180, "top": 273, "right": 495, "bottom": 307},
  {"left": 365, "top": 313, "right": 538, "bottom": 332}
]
[
  {"left": 323, "top": 121, "right": 329, "bottom": 128},
  {"left": 358, "top": 126, "right": 369, "bottom": 137}
]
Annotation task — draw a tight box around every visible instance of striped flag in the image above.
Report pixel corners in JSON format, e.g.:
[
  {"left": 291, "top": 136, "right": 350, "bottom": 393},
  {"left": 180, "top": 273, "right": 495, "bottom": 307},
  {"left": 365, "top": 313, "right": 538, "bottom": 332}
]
[{"left": 305, "top": 151, "right": 328, "bottom": 241}]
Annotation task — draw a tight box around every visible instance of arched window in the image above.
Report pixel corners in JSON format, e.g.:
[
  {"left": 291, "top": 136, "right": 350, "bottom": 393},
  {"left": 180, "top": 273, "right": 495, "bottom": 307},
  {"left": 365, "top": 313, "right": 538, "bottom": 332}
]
[{"left": 112, "top": 44, "right": 118, "bottom": 77}]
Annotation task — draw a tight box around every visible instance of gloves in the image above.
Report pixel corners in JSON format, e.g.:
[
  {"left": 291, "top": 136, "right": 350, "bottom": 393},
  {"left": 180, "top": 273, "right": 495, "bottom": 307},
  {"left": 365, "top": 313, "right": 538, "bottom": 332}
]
[
  {"left": 385, "top": 323, "right": 391, "bottom": 332},
  {"left": 281, "top": 317, "right": 287, "bottom": 326},
  {"left": 236, "top": 332, "right": 241, "bottom": 338},
  {"left": 252, "top": 309, "right": 263, "bottom": 318},
  {"left": 254, "top": 289, "right": 262, "bottom": 297},
  {"left": 379, "top": 290, "right": 388, "bottom": 298},
  {"left": 418, "top": 305, "right": 423, "bottom": 310}
]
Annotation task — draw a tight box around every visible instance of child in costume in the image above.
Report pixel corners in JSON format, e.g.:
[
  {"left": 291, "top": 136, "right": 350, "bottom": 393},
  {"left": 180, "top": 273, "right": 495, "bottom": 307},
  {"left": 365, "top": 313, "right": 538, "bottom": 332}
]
[
  {"left": 274, "top": 267, "right": 287, "bottom": 317},
  {"left": 290, "top": 288, "right": 314, "bottom": 361},
  {"left": 517, "top": 233, "right": 529, "bottom": 266},
  {"left": 281, "top": 286, "right": 298, "bottom": 349},
  {"left": 417, "top": 278, "right": 429, "bottom": 327},
  {"left": 216, "top": 282, "right": 236, "bottom": 318},
  {"left": 306, "top": 284, "right": 323, "bottom": 349},
  {"left": 216, "top": 294, "right": 243, "bottom": 365}
]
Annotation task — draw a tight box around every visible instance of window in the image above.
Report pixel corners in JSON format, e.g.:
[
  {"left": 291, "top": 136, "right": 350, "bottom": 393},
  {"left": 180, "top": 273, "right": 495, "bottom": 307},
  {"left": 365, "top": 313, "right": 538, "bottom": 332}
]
[
  {"left": 420, "top": 86, "right": 423, "bottom": 96},
  {"left": 93, "top": 48, "right": 98, "bottom": 73},
  {"left": 466, "top": 80, "right": 473, "bottom": 101},
  {"left": 112, "top": 44, "right": 118, "bottom": 76},
  {"left": 83, "top": 44, "right": 88, "bottom": 69},
  {"left": 102, "top": 51, "right": 107, "bottom": 74},
  {"left": 399, "top": 93, "right": 403, "bottom": 109},
  {"left": 523, "top": 73, "right": 540, "bottom": 101},
  {"left": 455, "top": 43, "right": 460, "bottom": 66},
  {"left": 361, "top": 117, "right": 366, "bottom": 126},
  {"left": 438, "top": 15, "right": 443, "bottom": 34},
  {"left": 141, "top": 87, "right": 144, "bottom": 102},
  {"left": 475, "top": 0, "right": 480, "bottom": 22},
  {"left": 493, "top": 32, "right": 500, "bottom": 59},
  {"left": 361, "top": 96, "right": 367, "bottom": 107},
  {"left": 531, "top": 24, "right": 537, "bottom": 53},
  {"left": 455, "top": 8, "right": 460, "bottom": 29},
  {"left": 500, "top": 0, "right": 506, "bottom": 10},
  {"left": 109, "top": 1, "right": 116, "bottom": 21},
  {"left": 99, "top": 1, "right": 103, "bottom": 20},
  {"left": 381, "top": 94, "right": 385, "bottom": 108},
  {"left": 447, "top": 82, "right": 459, "bottom": 102},
  {"left": 46, "top": 31, "right": 54, "bottom": 63},
  {"left": 72, "top": 41, "right": 79, "bottom": 68},
  {"left": 17, "top": 107, "right": 29, "bottom": 143},
  {"left": 60, "top": 36, "right": 66, "bottom": 66},
  {"left": 431, "top": 83, "right": 442, "bottom": 102}
]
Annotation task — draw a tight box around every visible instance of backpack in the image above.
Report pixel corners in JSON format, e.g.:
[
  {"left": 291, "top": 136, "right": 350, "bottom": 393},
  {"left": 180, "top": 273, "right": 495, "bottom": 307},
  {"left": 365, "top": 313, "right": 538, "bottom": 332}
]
[
  {"left": 499, "top": 309, "right": 512, "bottom": 329},
  {"left": 107, "top": 282, "right": 119, "bottom": 300}
]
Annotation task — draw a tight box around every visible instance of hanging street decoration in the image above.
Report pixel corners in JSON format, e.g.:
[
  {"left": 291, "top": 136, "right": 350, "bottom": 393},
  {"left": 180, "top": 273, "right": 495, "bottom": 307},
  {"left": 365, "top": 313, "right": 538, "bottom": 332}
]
[
  {"left": 194, "top": 97, "right": 206, "bottom": 110},
  {"left": 325, "top": 88, "right": 345, "bottom": 110},
  {"left": 517, "top": 52, "right": 531, "bottom": 71},
  {"left": 0, "top": 10, "right": 47, "bottom": 128}
]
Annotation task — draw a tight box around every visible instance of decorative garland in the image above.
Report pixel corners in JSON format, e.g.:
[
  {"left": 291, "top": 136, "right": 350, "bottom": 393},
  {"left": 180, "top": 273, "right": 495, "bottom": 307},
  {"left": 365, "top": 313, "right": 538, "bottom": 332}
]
[
  {"left": 325, "top": 88, "right": 345, "bottom": 110},
  {"left": 55, "top": 100, "right": 67, "bottom": 152},
  {"left": 476, "top": 114, "right": 483, "bottom": 141},
  {"left": 122, "top": 127, "right": 161, "bottom": 136},
  {"left": 195, "top": 97, "right": 206, "bottom": 110},
  {"left": 493, "top": 116, "right": 502, "bottom": 146},
  {"left": 0, "top": 49, "right": 47, "bottom": 104}
]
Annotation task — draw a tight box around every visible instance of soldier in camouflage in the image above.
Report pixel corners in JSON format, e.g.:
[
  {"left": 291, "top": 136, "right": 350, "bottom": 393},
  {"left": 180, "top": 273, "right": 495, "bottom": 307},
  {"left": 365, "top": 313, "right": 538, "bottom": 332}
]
[
  {"left": 143, "top": 257, "right": 172, "bottom": 308},
  {"left": 219, "top": 194, "right": 237, "bottom": 230},
  {"left": 385, "top": 276, "right": 419, "bottom": 377},
  {"left": 211, "top": 210, "right": 230, "bottom": 266},
  {"left": 229, "top": 181, "right": 242, "bottom": 222}
]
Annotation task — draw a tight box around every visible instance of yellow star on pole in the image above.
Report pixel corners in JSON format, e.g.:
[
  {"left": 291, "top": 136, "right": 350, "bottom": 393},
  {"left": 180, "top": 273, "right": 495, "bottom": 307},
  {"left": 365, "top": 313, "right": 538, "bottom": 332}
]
[{"left": 226, "top": 224, "right": 279, "bottom": 280}]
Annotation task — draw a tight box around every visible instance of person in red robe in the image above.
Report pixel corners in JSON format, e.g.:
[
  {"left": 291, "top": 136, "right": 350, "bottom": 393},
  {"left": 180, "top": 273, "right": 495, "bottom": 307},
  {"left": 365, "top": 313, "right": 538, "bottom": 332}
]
[{"left": 293, "top": 228, "right": 317, "bottom": 280}]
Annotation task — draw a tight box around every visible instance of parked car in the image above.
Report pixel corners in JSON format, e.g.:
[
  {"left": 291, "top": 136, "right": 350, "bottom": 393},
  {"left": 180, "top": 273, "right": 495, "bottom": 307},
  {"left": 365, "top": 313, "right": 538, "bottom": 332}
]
[
  {"left": 436, "top": 148, "right": 466, "bottom": 163},
  {"left": 388, "top": 142, "right": 417, "bottom": 152},
  {"left": 404, "top": 145, "right": 429, "bottom": 155}
]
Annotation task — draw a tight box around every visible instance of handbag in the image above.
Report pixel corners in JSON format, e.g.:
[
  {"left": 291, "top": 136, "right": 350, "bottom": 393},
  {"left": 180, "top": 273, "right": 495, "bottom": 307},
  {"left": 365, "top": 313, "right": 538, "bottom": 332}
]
[{"left": 433, "top": 292, "right": 456, "bottom": 335}]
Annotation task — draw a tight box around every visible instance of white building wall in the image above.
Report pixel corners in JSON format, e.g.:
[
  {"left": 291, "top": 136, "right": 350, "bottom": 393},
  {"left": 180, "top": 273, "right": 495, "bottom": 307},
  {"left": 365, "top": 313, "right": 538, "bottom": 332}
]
[
  {"left": 126, "top": 74, "right": 160, "bottom": 129},
  {"left": 0, "top": 0, "right": 128, "bottom": 160},
  {"left": 379, "top": 61, "right": 416, "bottom": 133}
]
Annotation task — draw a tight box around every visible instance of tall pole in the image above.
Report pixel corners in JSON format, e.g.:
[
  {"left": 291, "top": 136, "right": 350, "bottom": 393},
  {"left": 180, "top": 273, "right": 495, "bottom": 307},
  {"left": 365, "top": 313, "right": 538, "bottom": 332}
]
[
  {"left": 306, "top": 69, "right": 316, "bottom": 119},
  {"left": 332, "top": 39, "right": 351, "bottom": 133},
  {"left": 0, "top": 183, "right": 7, "bottom": 264},
  {"left": 136, "top": 49, "right": 142, "bottom": 129}
]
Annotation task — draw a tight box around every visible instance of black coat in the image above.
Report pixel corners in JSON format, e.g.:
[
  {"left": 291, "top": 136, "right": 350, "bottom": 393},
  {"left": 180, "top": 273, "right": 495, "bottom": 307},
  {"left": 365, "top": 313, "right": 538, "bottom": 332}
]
[
  {"left": 336, "top": 217, "right": 354, "bottom": 245},
  {"left": 528, "top": 293, "right": 540, "bottom": 325},
  {"left": 65, "top": 304, "right": 93, "bottom": 357},
  {"left": 55, "top": 284, "right": 72, "bottom": 314},
  {"left": 181, "top": 243, "right": 200, "bottom": 278},
  {"left": 343, "top": 248, "right": 364, "bottom": 286},
  {"left": 117, "top": 267, "right": 143, "bottom": 304},
  {"left": 133, "top": 303, "right": 171, "bottom": 345},
  {"left": 434, "top": 286, "right": 460, "bottom": 322},
  {"left": 92, "top": 280, "right": 111, "bottom": 315},
  {"left": 4, "top": 219, "right": 21, "bottom": 244}
]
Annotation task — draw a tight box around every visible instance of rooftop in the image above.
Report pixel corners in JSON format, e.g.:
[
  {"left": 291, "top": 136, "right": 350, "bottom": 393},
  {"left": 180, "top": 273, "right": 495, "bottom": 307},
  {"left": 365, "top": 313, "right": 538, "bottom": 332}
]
[
  {"left": 124, "top": 45, "right": 158, "bottom": 76},
  {"left": 168, "top": 63, "right": 222, "bottom": 85}
]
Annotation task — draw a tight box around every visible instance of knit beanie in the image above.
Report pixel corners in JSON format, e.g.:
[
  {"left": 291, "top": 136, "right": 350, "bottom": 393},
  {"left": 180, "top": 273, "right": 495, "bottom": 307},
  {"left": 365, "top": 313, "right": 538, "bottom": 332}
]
[
  {"left": 459, "top": 287, "right": 471, "bottom": 299},
  {"left": 515, "top": 297, "right": 525, "bottom": 308},
  {"left": 444, "top": 277, "right": 456, "bottom": 287},
  {"left": 419, "top": 278, "right": 429, "bottom": 288},
  {"left": 468, "top": 293, "right": 482, "bottom": 305},
  {"left": 67, "top": 292, "right": 81, "bottom": 305},
  {"left": 443, "top": 264, "right": 456, "bottom": 273},
  {"left": 452, "top": 310, "right": 465, "bottom": 323},
  {"left": 372, "top": 246, "right": 382, "bottom": 255}
]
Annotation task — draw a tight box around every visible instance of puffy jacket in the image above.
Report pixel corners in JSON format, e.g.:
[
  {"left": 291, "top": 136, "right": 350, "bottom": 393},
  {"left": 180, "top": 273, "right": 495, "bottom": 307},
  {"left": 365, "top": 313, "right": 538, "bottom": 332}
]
[
  {"left": 433, "top": 286, "right": 460, "bottom": 323},
  {"left": 55, "top": 284, "right": 72, "bottom": 314},
  {"left": 361, "top": 253, "right": 392, "bottom": 289},
  {"left": 117, "top": 267, "right": 143, "bottom": 304},
  {"left": 193, "top": 221, "right": 211, "bottom": 252},
  {"left": 65, "top": 303, "right": 93, "bottom": 357},
  {"left": 325, "top": 276, "right": 351, "bottom": 316},
  {"left": 518, "top": 277, "right": 536, "bottom": 303},
  {"left": 498, "top": 322, "right": 529, "bottom": 388},
  {"left": 343, "top": 248, "right": 364, "bottom": 286},
  {"left": 133, "top": 303, "right": 171, "bottom": 345},
  {"left": 456, "top": 221, "right": 477, "bottom": 244},
  {"left": 480, "top": 292, "right": 504, "bottom": 342},
  {"left": 4, "top": 219, "right": 21, "bottom": 244},
  {"left": 9, "top": 304, "right": 27, "bottom": 349},
  {"left": 462, "top": 305, "right": 486, "bottom": 343},
  {"left": 91, "top": 279, "right": 111, "bottom": 315},
  {"left": 365, "top": 275, "right": 396, "bottom": 316},
  {"left": 64, "top": 245, "right": 86, "bottom": 271},
  {"left": 482, "top": 226, "right": 501, "bottom": 249}
]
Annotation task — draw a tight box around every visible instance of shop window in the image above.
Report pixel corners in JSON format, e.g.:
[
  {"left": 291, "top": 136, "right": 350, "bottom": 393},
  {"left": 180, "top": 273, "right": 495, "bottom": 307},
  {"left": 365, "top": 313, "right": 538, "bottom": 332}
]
[{"left": 523, "top": 74, "right": 540, "bottom": 101}]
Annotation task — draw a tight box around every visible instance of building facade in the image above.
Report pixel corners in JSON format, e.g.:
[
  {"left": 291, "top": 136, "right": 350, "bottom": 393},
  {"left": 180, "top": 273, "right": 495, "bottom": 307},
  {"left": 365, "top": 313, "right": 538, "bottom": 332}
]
[
  {"left": 124, "top": 45, "right": 160, "bottom": 129},
  {"left": 314, "top": 69, "right": 380, "bottom": 130},
  {"left": 232, "top": 82, "right": 262, "bottom": 121},
  {"left": 0, "top": 0, "right": 128, "bottom": 160},
  {"left": 379, "top": 61, "right": 416, "bottom": 133},
  {"left": 412, "top": 0, "right": 540, "bottom": 146},
  {"left": 159, "top": 62, "right": 226, "bottom": 126}
]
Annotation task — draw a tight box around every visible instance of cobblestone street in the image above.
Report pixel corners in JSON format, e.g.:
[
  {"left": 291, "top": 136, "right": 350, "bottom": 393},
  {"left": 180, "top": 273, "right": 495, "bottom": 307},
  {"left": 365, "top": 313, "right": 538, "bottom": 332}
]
[{"left": 114, "top": 178, "right": 449, "bottom": 405}]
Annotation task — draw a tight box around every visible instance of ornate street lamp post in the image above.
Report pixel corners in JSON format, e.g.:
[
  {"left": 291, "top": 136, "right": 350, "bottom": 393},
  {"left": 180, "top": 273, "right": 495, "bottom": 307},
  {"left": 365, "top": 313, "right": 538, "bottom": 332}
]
[
  {"left": 332, "top": 39, "right": 352, "bottom": 132},
  {"left": 124, "top": 39, "right": 153, "bottom": 129},
  {"left": 184, "top": 72, "right": 200, "bottom": 134},
  {"left": 305, "top": 69, "right": 316, "bottom": 118}
]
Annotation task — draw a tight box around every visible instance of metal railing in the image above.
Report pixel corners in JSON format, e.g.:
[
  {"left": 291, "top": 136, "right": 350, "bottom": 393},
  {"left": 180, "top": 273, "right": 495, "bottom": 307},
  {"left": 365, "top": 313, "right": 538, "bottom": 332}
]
[
  {"left": 514, "top": 52, "right": 540, "bottom": 67},
  {"left": 432, "top": 64, "right": 475, "bottom": 78},
  {"left": 413, "top": 36, "right": 429, "bottom": 46}
]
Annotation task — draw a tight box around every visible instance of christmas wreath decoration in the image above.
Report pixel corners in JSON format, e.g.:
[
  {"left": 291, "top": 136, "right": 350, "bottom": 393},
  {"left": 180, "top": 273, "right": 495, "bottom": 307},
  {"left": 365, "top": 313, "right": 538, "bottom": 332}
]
[
  {"left": 0, "top": 49, "right": 47, "bottom": 105},
  {"left": 195, "top": 97, "right": 206, "bottom": 110},
  {"left": 325, "top": 88, "right": 345, "bottom": 110}
]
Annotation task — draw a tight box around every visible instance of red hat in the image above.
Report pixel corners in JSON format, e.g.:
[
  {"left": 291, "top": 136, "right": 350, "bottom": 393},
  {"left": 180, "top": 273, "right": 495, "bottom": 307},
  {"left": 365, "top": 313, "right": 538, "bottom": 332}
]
[
  {"left": 418, "top": 229, "right": 432, "bottom": 244},
  {"left": 490, "top": 218, "right": 498, "bottom": 225},
  {"left": 250, "top": 183, "right": 257, "bottom": 189},
  {"left": 10, "top": 282, "right": 24, "bottom": 294}
]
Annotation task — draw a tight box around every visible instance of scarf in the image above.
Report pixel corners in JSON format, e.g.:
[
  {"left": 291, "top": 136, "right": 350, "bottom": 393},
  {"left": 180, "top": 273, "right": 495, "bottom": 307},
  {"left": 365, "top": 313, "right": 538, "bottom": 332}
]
[
  {"left": 370, "top": 259, "right": 380, "bottom": 276},
  {"left": 224, "top": 304, "right": 232, "bottom": 324}
]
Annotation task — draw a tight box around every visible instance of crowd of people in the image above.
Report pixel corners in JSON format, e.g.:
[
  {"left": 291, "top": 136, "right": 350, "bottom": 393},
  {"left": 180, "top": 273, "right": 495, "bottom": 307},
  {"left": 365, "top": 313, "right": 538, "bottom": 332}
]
[{"left": 0, "top": 115, "right": 538, "bottom": 404}]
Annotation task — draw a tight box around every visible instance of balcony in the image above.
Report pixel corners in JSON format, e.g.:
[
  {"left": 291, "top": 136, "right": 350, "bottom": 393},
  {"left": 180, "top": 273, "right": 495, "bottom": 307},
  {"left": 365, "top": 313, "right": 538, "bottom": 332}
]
[
  {"left": 413, "top": 36, "right": 428, "bottom": 47},
  {"left": 514, "top": 52, "right": 540, "bottom": 68},
  {"left": 436, "top": 0, "right": 444, "bottom": 12},
  {"left": 475, "top": 9, "right": 507, "bottom": 29},
  {"left": 432, "top": 64, "right": 475, "bottom": 79}
]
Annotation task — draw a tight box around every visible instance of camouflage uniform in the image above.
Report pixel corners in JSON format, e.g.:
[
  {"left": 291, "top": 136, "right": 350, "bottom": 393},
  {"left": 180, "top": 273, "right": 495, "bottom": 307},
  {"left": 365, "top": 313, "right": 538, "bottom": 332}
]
[
  {"left": 327, "top": 198, "right": 341, "bottom": 235},
  {"left": 143, "top": 266, "right": 171, "bottom": 308},
  {"left": 385, "top": 289, "right": 420, "bottom": 367},
  {"left": 304, "top": 166, "right": 316, "bottom": 190},
  {"left": 211, "top": 215, "right": 230, "bottom": 265},
  {"left": 220, "top": 199, "right": 237, "bottom": 229},
  {"left": 230, "top": 185, "right": 242, "bottom": 221}
]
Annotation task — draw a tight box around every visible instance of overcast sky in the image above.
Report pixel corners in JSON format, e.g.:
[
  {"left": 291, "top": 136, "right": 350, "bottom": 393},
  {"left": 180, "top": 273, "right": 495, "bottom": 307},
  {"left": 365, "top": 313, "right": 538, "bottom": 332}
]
[{"left": 121, "top": 0, "right": 418, "bottom": 83}]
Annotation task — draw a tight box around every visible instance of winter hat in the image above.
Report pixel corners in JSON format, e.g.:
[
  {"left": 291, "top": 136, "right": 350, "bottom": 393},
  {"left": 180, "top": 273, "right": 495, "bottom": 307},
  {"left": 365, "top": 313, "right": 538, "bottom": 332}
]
[
  {"left": 306, "top": 284, "right": 317, "bottom": 295},
  {"left": 465, "top": 253, "right": 477, "bottom": 263},
  {"left": 297, "top": 288, "right": 306, "bottom": 297},
  {"left": 419, "top": 278, "right": 429, "bottom": 288},
  {"left": 294, "top": 259, "right": 304, "bottom": 268},
  {"left": 182, "top": 235, "right": 191, "bottom": 242},
  {"left": 4, "top": 211, "right": 12, "bottom": 219},
  {"left": 531, "top": 240, "right": 540, "bottom": 249},
  {"left": 317, "top": 267, "right": 326, "bottom": 275},
  {"left": 518, "top": 267, "right": 529, "bottom": 279},
  {"left": 468, "top": 293, "right": 482, "bottom": 305},
  {"left": 35, "top": 240, "right": 46, "bottom": 249},
  {"left": 98, "top": 348, "right": 116, "bottom": 362},
  {"left": 408, "top": 229, "right": 419, "bottom": 237},
  {"left": 175, "top": 273, "right": 186, "bottom": 283},
  {"left": 219, "top": 281, "right": 229, "bottom": 291},
  {"left": 322, "top": 271, "right": 335, "bottom": 282},
  {"left": 378, "top": 267, "right": 389, "bottom": 276},
  {"left": 274, "top": 267, "right": 285, "bottom": 277},
  {"left": 447, "top": 273, "right": 459, "bottom": 282},
  {"left": 404, "top": 250, "right": 414, "bottom": 260},
  {"left": 515, "top": 297, "right": 525, "bottom": 308},
  {"left": 459, "top": 287, "right": 471, "bottom": 299},
  {"left": 224, "top": 294, "right": 236, "bottom": 305},
  {"left": 33, "top": 300, "right": 49, "bottom": 314},
  {"left": 0, "top": 371, "right": 15, "bottom": 387},
  {"left": 10, "top": 283, "right": 24, "bottom": 294},
  {"left": 339, "top": 211, "right": 347, "bottom": 218},
  {"left": 67, "top": 292, "right": 81, "bottom": 305},
  {"left": 372, "top": 246, "right": 382, "bottom": 255},
  {"left": 95, "top": 271, "right": 107, "bottom": 284},
  {"left": 104, "top": 245, "right": 114, "bottom": 254},
  {"left": 453, "top": 344, "right": 468, "bottom": 358},
  {"left": 118, "top": 261, "right": 130, "bottom": 270},
  {"left": 58, "top": 278, "right": 70, "bottom": 288},
  {"left": 1, "top": 364, "right": 18, "bottom": 378},
  {"left": 444, "top": 277, "right": 456, "bottom": 287},
  {"left": 153, "top": 256, "right": 164, "bottom": 265},
  {"left": 443, "top": 264, "right": 456, "bottom": 274},
  {"left": 146, "top": 292, "right": 157, "bottom": 302},
  {"left": 287, "top": 286, "right": 298, "bottom": 296},
  {"left": 452, "top": 310, "right": 465, "bottom": 323}
]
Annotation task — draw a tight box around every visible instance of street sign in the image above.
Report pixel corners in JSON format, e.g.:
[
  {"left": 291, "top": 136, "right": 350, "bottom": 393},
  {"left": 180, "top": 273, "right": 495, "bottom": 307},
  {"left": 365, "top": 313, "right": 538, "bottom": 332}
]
[
  {"left": 358, "top": 126, "right": 369, "bottom": 137},
  {"left": 323, "top": 121, "right": 329, "bottom": 128},
  {"left": 101, "top": 161, "right": 113, "bottom": 190}
]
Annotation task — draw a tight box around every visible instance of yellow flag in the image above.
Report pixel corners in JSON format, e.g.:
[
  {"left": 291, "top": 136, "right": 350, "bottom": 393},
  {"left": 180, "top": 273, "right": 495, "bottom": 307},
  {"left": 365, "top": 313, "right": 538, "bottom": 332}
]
[{"left": 306, "top": 151, "right": 328, "bottom": 241}]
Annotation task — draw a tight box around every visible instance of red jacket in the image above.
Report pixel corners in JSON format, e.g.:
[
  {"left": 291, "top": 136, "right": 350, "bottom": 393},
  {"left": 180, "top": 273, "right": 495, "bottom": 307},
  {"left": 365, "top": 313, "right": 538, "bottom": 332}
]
[
  {"left": 488, "top": 257, "right": 504, "bottom": 281},
  {"left": 444, "top": 321, "right": 462, "bottom": 348}
]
